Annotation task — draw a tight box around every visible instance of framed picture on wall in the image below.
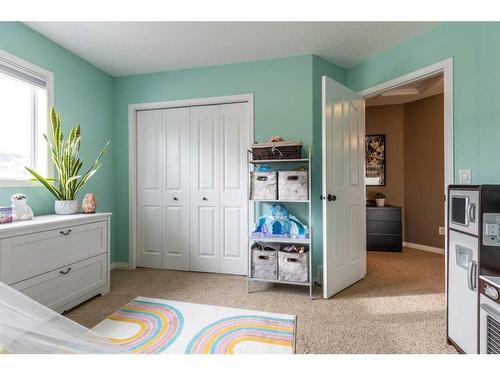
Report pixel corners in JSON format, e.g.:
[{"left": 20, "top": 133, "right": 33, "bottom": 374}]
[{"left": 366, "top": 134, "right": 386, "bottom": 186}]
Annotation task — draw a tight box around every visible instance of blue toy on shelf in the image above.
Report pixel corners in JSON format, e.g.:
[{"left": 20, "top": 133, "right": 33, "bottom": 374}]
[{"left": 253, "top": 203, "right": 309, "bottom": 237}]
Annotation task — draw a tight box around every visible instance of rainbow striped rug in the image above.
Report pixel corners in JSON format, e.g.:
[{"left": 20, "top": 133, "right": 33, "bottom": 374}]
[{"left": 92, "top": 297, "right": 296, "bottom": 354}]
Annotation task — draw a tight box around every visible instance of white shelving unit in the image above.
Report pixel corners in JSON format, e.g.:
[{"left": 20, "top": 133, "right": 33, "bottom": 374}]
[{"left": 247, "top": 147, "right": 313, "bottom": 299}]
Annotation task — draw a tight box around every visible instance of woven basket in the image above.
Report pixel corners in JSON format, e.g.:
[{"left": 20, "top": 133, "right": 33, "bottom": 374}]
[{"left": 251, "top": 141, "right": 303, "bottom": 160}]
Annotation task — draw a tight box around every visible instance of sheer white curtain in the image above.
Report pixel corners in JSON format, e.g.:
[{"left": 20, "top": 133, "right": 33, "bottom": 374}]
[{"left": 0, "top": 281, "right": 122, "bottom": 354}]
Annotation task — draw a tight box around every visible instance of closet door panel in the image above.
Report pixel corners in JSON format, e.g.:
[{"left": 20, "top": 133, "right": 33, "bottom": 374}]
[
  {"left": 162, "top": 107, "right": 190, "bottom": 270},
  {"left": 223, "top": 206, "right": 241, "bottom": 258},
  {"left": 190, "top": 105, "right": 220, "bottom": 273},
  {"left": 198, "top": 120, "right": 217, "bottom": 190},
  {"left": 198, "top": 206, "right": 217, "bottom": 257},
  {"left": 219, "top": 103, "right": 249, "bottom": 275},
  {"left": 137, "top": 110, "right": 163, "bottom": 268}
]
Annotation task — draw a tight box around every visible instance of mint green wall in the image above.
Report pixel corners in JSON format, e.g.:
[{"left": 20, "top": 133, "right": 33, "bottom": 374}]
[
  {"left": 113, "top": 55, "right": 346, "bottom": 267},
  {"left": 0, "top": 23, "right": 115, "bottom": 251},
  {"left": 12, "top": 21, "right": 495, "bottom": 270},
  {"left": 347, "top": 22, "right": 500, "bottom": 184}
]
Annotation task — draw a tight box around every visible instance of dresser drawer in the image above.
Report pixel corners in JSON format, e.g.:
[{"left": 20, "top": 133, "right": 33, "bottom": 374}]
[
  {"left": 366, "top": 207, "right": 401, "bottom": 222},
  {"left": 367, "top": 221, "right": 402, "bottom": 235},
  {"left": 0, "top": 221, "right": 107, "bottom": 285},
  {"left": 367, "top": 234, "right": 402, "bottom": 251},
  {"left": 11, "top": 254, "right": 107, "bottom": 312}
]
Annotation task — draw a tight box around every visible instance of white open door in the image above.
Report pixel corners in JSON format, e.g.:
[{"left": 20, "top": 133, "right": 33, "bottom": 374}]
[{"left": 322, "top": 76, "right": 366, "bottom": 299}]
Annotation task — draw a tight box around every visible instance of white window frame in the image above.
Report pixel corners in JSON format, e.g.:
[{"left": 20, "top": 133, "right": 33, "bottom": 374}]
[{"left": 0, "top": 48, "right": 54, "bottom": 187}]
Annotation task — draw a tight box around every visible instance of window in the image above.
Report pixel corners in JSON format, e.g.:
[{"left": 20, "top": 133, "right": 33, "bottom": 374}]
[{"left": 0, "top": 49, "right": 53, "bottom": 184}]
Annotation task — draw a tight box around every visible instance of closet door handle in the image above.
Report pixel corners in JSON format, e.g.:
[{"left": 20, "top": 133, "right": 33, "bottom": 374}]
[
  {"left": 173, "top": 197, "right": 178, "bottom": 201},
  {"left": 203, "top": 197, "right": 208, "bottom": 201}
]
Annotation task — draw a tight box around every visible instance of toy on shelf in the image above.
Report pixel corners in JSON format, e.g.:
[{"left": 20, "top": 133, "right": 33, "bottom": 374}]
[
  {"left": 252, "top": 203, "right": 308, "bottom": 238},
  {"left": 82, "top": 193, "right": 97, "bottom": 214},
  {"left": 282, "top": 244, "right": 306, "bottom": 254},
  {"left": 11, "top": 194, "right": 34, "bottom": 221},
  {"left": 0, "top": 207, "right": 12, "bottom": 224}
]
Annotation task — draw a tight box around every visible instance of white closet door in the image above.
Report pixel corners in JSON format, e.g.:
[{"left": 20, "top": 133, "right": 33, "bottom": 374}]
[
  {"left": 219, "top": 103, "right": 249, "bottom": 275},
  {"left": 137, "top": 110, "right": 163, "bottom": 268},
  {"left": 190, "top": 105, "right": 220, "bottom": 273},
  {"left": 162, "top": 108, "right": 190, "bottom": 270}
]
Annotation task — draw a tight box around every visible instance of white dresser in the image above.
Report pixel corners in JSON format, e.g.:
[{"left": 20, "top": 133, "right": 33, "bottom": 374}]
[{"left": 0, "top": 213, "right": 111, "bottom": 313}]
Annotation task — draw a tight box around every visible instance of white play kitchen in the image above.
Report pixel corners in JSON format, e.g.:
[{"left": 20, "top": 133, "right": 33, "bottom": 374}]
[{"left": 447, "top": 185, "right": 500, "bottom": 354}]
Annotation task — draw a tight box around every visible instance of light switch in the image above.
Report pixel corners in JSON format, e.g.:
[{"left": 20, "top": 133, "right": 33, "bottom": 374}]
[{"left": 459, "top": 169, "right": 472, "bottom": 184}]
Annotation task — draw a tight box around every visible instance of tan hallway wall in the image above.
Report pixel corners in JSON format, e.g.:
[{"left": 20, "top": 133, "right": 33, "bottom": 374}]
[
  {"left": 366, "top": 104, "right": 406, "bottom": 239},
  {"left": 404, "top": 94, "right": 444, "bottom": 249},
  {"left": 366, "top": 105, "right": 405, "bottom": 205}
]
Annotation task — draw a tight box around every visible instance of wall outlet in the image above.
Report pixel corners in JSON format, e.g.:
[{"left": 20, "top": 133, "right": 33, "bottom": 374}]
[
  {"left": 439, "top": 226, "right": 446, "bottom": 236},
  {"left": 459, "top": 169, "right": 472, "bottom": 184}
]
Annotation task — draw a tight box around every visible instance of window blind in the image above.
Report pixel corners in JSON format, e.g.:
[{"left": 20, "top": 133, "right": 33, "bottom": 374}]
[{"left": 0, "top": 56, "right": 46, "bottom": 88}]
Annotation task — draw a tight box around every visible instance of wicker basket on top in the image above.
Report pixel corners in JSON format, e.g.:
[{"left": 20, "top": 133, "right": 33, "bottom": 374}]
[{"left": 251, "top": 141, "right": 303, "bottom": 160}]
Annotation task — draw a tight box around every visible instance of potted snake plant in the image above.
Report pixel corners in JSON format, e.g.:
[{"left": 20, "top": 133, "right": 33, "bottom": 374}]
[{"left": 25, "top": 107, "right": 110, "bottom": 215}]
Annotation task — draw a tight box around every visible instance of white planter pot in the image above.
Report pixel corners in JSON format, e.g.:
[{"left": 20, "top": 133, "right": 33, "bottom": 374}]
[
  {"left": 375, "top": 198, "right": 386, "bottom": 207},
  {"left": 55, "top": 200, "right": 79, "bottom": 215}
]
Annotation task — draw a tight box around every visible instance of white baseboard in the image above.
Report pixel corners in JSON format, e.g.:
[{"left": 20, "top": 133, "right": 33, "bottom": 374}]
[
  {"left": 111, "top": 262, "right": 130, "bottom": 270},
  {"left": 403, "top": 241, "right": 445, "bottom": 255}
]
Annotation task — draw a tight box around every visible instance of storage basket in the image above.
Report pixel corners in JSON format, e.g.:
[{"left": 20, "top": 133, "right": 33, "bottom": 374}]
[
  {"left": 251, "top": 242, "right": 279, "bottom": 280},
  {"left": 278, "top": 171, "right": 308, "bottom": 200},
  {"left": 251, "top": 141, "right": 303, "bottom": 160},
  {"left": 278, "top": 246, "right": 309, "bottom": 283},
  {"left": 250, "top": 171, "right": 278, "bottom": 200}
]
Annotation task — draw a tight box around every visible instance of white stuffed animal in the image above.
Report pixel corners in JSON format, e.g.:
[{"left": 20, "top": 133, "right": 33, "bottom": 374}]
[{"left": 11, "top": 194, "right": 34, "bottom": 221}]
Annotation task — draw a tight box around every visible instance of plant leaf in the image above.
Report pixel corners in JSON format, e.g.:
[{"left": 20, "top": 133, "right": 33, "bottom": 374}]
[
  {"left": 28, "top": 107, "right": 110, "bottom": 201},
  {"left": 25, "top": 167, "right": 63, "bottom": 200}
]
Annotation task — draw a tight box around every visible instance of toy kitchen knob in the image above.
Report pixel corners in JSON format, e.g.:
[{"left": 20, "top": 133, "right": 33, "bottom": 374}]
[{"left": 485, "top": 285, "right": 499, "bottom": 300}]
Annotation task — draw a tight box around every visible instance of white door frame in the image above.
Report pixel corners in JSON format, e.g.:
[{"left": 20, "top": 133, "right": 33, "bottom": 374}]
[
  {"left": 128, "top": 94, "right": 255, "bottom": 269},
  {"left": 359, "top": 58, "right": 454, "bottom": 198},
  {"left": 359, "top": 58, "right": 453, "bottom": 278}
]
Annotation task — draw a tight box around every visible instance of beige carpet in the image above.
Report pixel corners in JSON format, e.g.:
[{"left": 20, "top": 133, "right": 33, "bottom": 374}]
[{"left": 66, "top": 247, "right": 456, "bottom": 354}]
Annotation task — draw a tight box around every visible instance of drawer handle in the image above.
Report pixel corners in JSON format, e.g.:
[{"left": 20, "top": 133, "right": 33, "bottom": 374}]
[
  {"left": 59, "top": 267, "right": 72, "bottom": 275},
  {"left": 287, "top": 258, "right": 299, "bottom": 263},
  {"left": 60, "top": 229, "right": 72, "bottom": 235},
  {"left": 258, "top": 255, "right": 270, "bottom": 260}
]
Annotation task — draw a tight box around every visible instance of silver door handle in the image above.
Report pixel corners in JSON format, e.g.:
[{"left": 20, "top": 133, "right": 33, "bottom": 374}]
[
  {"left": 468, "top": 260, "right": 477, "bottom": 291},
  {"left": 468, "top": 203, "right": 476, "bottom": 223},
  {"left": 473, "top": 262, "right": 478, "bottom": 290}
]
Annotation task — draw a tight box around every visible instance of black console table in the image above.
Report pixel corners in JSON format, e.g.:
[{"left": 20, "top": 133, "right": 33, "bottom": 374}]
[{"left": 366, "top": 205, "right": 402, "bottom": 252}]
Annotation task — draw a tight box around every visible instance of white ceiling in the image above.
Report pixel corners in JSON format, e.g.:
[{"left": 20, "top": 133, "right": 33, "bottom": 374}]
[
  {"left": 366, "top": 73, "right": 444, "bottom": 106},
  {"left": 25, "top": 22, "right": 439, "bottom": 77}
]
